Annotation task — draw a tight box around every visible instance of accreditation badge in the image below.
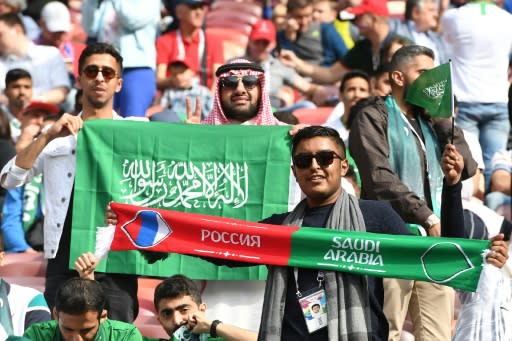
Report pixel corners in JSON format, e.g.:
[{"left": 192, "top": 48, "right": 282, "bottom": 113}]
[{"left": 298, "top": 287, "right": 328, "bottom": 334}]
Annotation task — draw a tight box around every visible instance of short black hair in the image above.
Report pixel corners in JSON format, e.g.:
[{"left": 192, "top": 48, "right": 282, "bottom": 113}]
[
  {"left": 5, "top": 68, "right": 31, "bottom": 87},
  {"left": 372, "top": 63, "right": 391, "bottom": 78},
  {"left": 78, "top": 43, "right": 123, "bottom": 75},
  {"left": 0, "top": 12, "right": 25, "bottom": 34},
  {"left": 339, "top": 70, "right": 370, "bottom": 93},
  {"left": 389, "top": 45, "right": 434, "bottom": 77},
  {"left": 291, "top": 126, "right": 346, "bottom": 159},
  {"left": 55, "top": 278, "right": 106, "bottom": 318},
  {"left": 154, "top": 275, "right": 202, "bottom": 311}
]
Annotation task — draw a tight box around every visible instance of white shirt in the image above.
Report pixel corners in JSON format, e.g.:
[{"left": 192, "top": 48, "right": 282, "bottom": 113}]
[
  {"left": 0, "top": 112, "right": 145, "bottom": 259},
  {"left": 0, "top": 42, "right": 70, "bottom": 97},
  {"left": 324, "top": 102, "right": 349, "bottom": 142},
  {"left": 441, "top": 3, "right": 512, "bottom": 103}
]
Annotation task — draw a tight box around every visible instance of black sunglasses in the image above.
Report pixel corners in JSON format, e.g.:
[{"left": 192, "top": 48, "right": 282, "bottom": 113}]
[
  {"left": 82, "top": 65, "right": 118, "bottom": 81},
  {"left": 220, "top": 75, "right": 260, "bottom": 90},
  {"left": 293, "top": 150, "right": 344, "bottom": 169}
]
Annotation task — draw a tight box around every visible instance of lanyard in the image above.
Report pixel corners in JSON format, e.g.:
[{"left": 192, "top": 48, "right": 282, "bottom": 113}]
[
  {"left": 176, "top": 29, "right": 205, "bottom": 68},
  {"left": 293, "top": 267, "right": 325, "bottom": 298}
]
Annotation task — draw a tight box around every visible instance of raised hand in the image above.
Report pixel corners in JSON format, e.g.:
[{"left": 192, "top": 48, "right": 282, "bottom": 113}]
[
  {"left": 441, "top": 143, "right": 463, "bottom": 186},
  {"left": 185, "top": 96, "right": 202, "bottom": 124},
  {"left": 74, "top": 252, "right": 98, "bottom": 280},
  {"left": 46, "top": 113, "right": 83, "bottom": 140},
  {"left": 487, "top": 233, "right": 509, "bottom": 268},
  {"left": 188, "top": 311, "right": 211, "bottom": 334},
  {"left": 284, "top": 17, "right": 299, "bottom": 41},
  {"left": 279, "top": 49, "right": 299, "bottom": 69}
]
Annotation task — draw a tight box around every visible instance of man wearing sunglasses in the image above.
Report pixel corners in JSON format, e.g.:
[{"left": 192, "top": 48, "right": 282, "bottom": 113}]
[
  {"left": 0, "top": 42, "right": 140, "bottom": 323},
  {"left": 257, "top": 124, "right": 498, "bottom": 341},
  {"left": 348, "top": 45, "right": 478, "bottom": 341},
  {"left": 201, "top": 59, "right": 283, "bottom": 125}
]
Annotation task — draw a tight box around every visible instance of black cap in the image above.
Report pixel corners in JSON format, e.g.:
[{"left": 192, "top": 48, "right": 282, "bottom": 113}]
[{"left": 215, "top": 62, "right": 264, "bottom": 77}]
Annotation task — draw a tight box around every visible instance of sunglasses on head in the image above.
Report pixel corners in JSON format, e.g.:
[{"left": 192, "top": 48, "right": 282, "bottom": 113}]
[
  {"left": 293, "top": 150, "right": 343, "bottom": 169},
  {"left": 82, "top": 65, "right": 118, "bottom": 81},
  {"left": 220, "top": 75, "right": 260, "bottom": 90}
]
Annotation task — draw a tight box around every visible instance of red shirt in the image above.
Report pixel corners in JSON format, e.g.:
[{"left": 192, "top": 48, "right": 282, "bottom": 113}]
[{"left": 156, "top": 29, "right": 224, "bottom": 88}]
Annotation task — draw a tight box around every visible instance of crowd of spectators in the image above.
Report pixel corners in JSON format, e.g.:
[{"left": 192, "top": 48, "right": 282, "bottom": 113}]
[{"left": 0, "top": 0, "right": 511, "bottom": 340}]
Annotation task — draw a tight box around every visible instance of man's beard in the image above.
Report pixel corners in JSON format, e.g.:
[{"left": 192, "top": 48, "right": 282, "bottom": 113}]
[
  {"left": 223, "top": 97, "right": 261, "bottom": 122},
  {"left": 85, "top": 94, "right": 108, "bottom": 109}
]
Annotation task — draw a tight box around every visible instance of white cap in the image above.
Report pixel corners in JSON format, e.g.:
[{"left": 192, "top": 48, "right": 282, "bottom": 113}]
[{"left": 41, "top": 1, "right": 71, "bottom": 33}]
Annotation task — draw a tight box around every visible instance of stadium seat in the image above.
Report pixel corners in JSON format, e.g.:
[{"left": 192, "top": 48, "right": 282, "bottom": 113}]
[
  {"left": 206, "top": 27, "right": 249, "bottom": 47},
  {"left": 2, "top": 251, "right": 45, "bottom": 265},
  {"left": 292, "top": 107, "right": 334, "bottom": 125},
  {"left": 206, "top": 19, "right": 252, "bottom": 35},
  {"left": 0, "top": 253, "right": 46, "bottom": 277},
  {"left": 206, "top": 10, "right": 259, "bottom": 27},
  {"left": 210, "top": 1, "right": 263, "bottom": 18},
  {"left": 3, "top": 276, "right": 45, "bottom": 293}
]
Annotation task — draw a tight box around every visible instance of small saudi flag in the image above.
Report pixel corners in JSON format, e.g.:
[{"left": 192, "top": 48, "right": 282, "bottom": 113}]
[{"left": 405, "top": 62, "right": 453, "bottom": 119}]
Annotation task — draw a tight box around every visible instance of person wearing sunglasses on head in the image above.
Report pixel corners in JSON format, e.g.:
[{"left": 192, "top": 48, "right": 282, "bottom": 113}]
[{"left": 0, "top": 42, "right": 143, "bottom": 324}]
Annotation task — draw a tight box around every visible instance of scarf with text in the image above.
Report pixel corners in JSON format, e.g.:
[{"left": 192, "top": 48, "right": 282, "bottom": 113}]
[{"left": 104, "top": 202, "right": 489, "bottom": 292}]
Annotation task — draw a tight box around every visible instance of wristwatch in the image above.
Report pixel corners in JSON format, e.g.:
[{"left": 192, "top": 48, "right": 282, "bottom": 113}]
[
  {"left": 210, "top": 320, "right": 222, "bottom": 337},
  {"left": 424, "top": 214, "right": 440, "bottom": 230}
]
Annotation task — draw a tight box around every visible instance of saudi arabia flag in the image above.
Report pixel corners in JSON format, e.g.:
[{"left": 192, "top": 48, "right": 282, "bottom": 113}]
[
  {"left": 70, "top": 120, "right": 300, "bottom": 280},
  {"left": 405, "top": 62, "right": 453, "bottom": 119}
]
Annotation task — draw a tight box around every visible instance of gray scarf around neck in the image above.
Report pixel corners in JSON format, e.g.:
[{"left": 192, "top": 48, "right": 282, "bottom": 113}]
[{"left": 257, "top": 191, "right": 372, "bottom": 341}]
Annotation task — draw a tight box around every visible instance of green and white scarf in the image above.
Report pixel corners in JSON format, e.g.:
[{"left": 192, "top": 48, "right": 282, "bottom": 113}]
[{"left": 385, "top": 96, "right": 443, "bottom": 233}]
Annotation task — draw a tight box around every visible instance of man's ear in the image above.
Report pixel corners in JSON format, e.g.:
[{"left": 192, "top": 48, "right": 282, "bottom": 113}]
[
  {"left": 52, "top": 307, "right": 59, "bottom": 320},
  {"left": 390, "top": 70, "right": 404, "bottom": 88},
  {"left": 339, "top": 158, "right": 349, "bottom": 177},
  {"left": 99, "top": 309, "right": 108, "bottom": 322},
  {"left": 115, "top": 77, "right": 123, "bottom": 93},
  {"left": 199, "top": 303, "right": 207, "bottom": 312}
]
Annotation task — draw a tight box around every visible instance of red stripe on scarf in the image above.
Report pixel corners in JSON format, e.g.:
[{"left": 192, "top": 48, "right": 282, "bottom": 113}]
[{"left": 110, "top": 202, "right": 298, "bottom": 265}]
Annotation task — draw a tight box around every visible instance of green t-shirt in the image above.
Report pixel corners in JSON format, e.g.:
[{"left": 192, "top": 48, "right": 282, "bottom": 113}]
[
  {"left": 24, "top": 319, "right": 143, "bottom": 341},
  {"left": 142, "top": 335, "right": 224, "bottom": 341}
]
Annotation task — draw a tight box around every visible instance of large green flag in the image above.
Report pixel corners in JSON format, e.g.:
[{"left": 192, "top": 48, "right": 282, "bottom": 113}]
[
  {"left": 71, "top": 120, "right": 298, "bottom": 279},
  {"left": 405, "top": 62, "right": 453, "bottom": 118}
]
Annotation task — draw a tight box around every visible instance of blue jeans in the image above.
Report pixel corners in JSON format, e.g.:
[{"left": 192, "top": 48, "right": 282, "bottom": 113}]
[
  {"left": 455, "top": 102, "right": 510, "bottom": 190},
  {"left": 485, "top": 191, "right": 511, "bottom": 211},
  {"left": 114, "top": 67, "right": 156, "bottom": 117}
]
